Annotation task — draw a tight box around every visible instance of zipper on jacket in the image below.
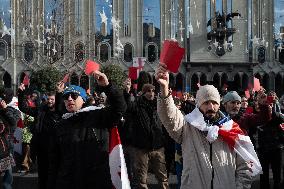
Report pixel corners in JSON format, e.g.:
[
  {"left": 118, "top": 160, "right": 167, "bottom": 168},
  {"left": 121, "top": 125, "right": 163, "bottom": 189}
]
[{"left": 210, "top": 143, "right": 214, "bottom": 189}]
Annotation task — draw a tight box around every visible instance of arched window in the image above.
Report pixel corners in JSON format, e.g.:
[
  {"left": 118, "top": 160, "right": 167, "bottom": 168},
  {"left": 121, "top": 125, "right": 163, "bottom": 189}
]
[
  {"left": 213, "top": 73, "right": 220, "bottom": 89},
  {"left": 200, "top": 73, "right": 207, "bottom": 85},
  {"left": 147, "top": 43, "right": 157, "bottom": 63},
  {"left": 24, "top": 42, "right": 34, "bottom": 63},
  {"left": 0, "top": 40, "right": 7, "bottom": 62},
  {"left": 123, "top": 43, "right": 133, "bottom": 62},
  {"left": 75, "top": 43, "right": 85, "bottom": 62},
  {"left": 191, "top": 74, "right": 199, "bottom": 92},
  {"left": 3, "top": 72, "right": 11, "bottom": 88},
  {"left": 176, "top": 73, "right": 183, "bottom": 91},
  {"left": 99, "top": 43, "right": 110, "bottom": 62}
]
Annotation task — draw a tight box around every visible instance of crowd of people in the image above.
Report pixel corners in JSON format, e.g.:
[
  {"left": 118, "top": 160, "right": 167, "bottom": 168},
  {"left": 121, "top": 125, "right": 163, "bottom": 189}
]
[{"left": 0, "top": 65, "right": 283, "bottom": 189}]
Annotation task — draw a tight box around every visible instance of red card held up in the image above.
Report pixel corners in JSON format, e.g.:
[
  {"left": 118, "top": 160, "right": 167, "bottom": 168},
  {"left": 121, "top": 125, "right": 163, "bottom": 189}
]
[
  {"left": 128, "top": 67, "right": 139, "bottom": 80},
  {"left": 244, "top": 90, "right": 250, "bottom": 99},
  {"left": 85, "top": 60, "right": 100, "bottom": 75},
  {"left": 23, "top": 74, "right": 30, "bottom": 86},
  {"left": 253, "top": 77, "right": 261, "bottom": 92},
  {"left": 160, "top": 40, "right": 185, "bottom": 73}
]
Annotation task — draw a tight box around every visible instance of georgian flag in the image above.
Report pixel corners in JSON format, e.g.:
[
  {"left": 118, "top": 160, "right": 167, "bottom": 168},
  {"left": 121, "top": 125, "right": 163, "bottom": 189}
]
[
  {"left": 133, "top": 57, "right": 146, "bottom": 69},
  {"left": 7, "top": 97, "right": 23, "bottom": 155},
  {"left": 109, "top": 127, "right": 131, "bottom": 189},
  {"left": 185, "top": 108, "right": 262, "bottom": 176}
]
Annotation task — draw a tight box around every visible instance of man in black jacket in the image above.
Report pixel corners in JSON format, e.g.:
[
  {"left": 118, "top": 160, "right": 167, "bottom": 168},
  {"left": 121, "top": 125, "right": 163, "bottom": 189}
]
[
  {"left": 18, "top": 85, "right": 62, "bottom": 189},
  {"left": 124, "top": 83, "right": 169, "bottom": 189},
  {"left": 47, "top": 70, "right": 126, "bottom": 189}
]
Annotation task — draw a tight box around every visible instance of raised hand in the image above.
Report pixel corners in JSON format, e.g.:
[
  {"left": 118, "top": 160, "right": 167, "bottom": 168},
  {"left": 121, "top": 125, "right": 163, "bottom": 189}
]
[
  {"left": 155, "top": 63, "right": 169, "bottom": 97},
  {"left": 19, "top": 83, "right": 26, "bottom": 92},
  {"left": 93, "top": 71, "right": 109, "bottom": 87}
]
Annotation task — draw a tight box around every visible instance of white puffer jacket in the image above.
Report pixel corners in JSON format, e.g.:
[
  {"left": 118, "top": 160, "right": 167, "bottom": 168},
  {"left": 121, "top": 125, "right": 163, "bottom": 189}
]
[{"left": 157, "top": 96, "right": 252, "bottom": 189}]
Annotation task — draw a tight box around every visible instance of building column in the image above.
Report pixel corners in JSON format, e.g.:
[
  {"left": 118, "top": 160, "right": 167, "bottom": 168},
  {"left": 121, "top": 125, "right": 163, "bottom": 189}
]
[
  {"left": 251, "top": 0, "right": 259, "bottom": 62},
  {"left": 136, "top": 0, "right": 143, "bottom": 57}
]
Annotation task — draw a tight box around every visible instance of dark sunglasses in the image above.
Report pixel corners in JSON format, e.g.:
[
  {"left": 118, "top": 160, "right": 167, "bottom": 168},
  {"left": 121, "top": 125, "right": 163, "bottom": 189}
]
[{"left": 63, "top": 93, "right": 79, "bottom": 100}]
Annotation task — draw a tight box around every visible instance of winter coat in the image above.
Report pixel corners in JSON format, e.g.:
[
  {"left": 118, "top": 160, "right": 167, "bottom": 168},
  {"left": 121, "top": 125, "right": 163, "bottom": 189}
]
[
  {"left": 157, "top": 96, "right": 252, "bottom": 189},
  {"left": 257, "top": 104, "right": 284, "bottom": 153},
  {"left": 0, "top": 107, "right": 20, "bottom": 172},
  {"left": 18, "top": 90, "right": 61, "bottom": 155},
  {"left": 125, "top": 94, "right": 165, "bottom": 150},
  {"left": 47, "top": 84, "right": 126, "bottom": 189}
]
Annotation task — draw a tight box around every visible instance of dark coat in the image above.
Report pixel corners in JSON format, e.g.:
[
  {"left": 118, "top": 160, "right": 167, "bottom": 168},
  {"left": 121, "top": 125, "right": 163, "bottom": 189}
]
[
  {"left": 47, "top": 84, "right": 126, "bottom": 189},
  {"left": 125, "top": 94, "right": 165, "bottom": 150}
]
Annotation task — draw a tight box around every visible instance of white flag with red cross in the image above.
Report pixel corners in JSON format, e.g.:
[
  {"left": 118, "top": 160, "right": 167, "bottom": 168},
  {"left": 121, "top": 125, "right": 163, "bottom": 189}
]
[
  {"left": 109, "top": 127, "right": 131, "bottom": 189},
  {"left": 133, "top": 57, "right": 146, "bottom": 71}
]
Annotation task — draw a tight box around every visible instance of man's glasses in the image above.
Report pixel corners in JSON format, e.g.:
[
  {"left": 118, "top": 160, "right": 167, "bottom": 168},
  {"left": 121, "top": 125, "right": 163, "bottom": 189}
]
[
  {"left": 147, "top": 89, "right": 155, "bottom": 93},
  {"left": 63, "top": 93, "right": 79, "bottom": 100}
]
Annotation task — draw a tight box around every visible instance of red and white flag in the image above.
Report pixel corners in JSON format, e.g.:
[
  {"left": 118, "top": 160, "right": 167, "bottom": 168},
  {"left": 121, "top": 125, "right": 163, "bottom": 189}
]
[
  {"left": 109, "top": 127, "right": 131, "bottom": 189},
  {"left": 218, "top": 121, "right": 262, "bottom": 176},
  {"left": 133, "top": 57, "right": 146, "bottom": 69},
  {"left": 185, "top": 108, "right": 262, "bottom": 176}
]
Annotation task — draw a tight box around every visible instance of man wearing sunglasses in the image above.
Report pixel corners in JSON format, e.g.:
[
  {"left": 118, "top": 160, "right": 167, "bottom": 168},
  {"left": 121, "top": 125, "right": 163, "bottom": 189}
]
[{"left": 47, "top": 70, "right": 126, "bottom": 189}]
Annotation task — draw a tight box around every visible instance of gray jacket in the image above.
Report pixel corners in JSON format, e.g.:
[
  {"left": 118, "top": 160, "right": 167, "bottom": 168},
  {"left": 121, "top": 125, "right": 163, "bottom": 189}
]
[{"left": 157, "top": 96, "right": 252, "bottom": 189}]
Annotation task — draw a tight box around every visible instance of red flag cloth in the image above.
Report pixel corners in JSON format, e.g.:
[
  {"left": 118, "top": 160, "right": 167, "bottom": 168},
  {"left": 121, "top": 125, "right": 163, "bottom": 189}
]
[
  {"left": 253, "top": 77, "right": 261, "bottom": 92},
  {"left": 109, "top": 127, "right": 131, "bottom": 189},
  {"left": 62, "top": 73, "right": 70, "bottom": 84},
  {"left": 128, "top": 67, "right": 139, "bottom": 80},
  {"left": 23, "top": 74, "right": 30, "bottom": 86},
  {"left": 160, "top": 40, "right": 185, "bottom": 73},
  {"left": 218, "top": 121, "right": 262, "bottom": 176},
  {"left": 132, "top": 84, "right": 138, "bottom": 90},
  {"left": 244, "top": 90, "right": 250, "bottom": 99},
  {"left": 85, "top": 60, "right": 100, "bottom": 75},
  {"left": 245, "top": 107, "right": 254, "bottom": 114}
]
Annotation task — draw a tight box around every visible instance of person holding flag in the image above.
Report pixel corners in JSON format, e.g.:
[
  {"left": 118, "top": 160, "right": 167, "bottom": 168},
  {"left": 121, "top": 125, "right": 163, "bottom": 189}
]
[
  {"left": 155, "top": 63, "right": 261, "bottom": 189},
  {"left": 47, "top": 70, "right": 127, "bottom": 189}
]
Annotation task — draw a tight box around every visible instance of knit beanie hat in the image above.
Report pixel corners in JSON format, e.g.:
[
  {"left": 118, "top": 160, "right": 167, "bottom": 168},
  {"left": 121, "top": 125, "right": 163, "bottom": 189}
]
[
  {"left": 63, "top": 85, "right": 87, "bottom": 102},
  {"left": 195, "top": 85, "right": 220, "bottom": 107},
  {"left": 222, "top": 91, "right": 241, "bottom": 104}
]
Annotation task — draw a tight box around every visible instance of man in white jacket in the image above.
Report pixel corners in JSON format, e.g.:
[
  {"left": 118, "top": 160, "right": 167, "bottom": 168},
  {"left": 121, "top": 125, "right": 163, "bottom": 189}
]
[{"left": 155, "top": 63, "right": 254, "bottom": 189}]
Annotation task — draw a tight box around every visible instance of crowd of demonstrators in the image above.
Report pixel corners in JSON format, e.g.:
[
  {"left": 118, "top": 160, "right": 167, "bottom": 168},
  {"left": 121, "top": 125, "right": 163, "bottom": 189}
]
[{"left": 0, "top": 67, "right": 283, "bottom": 189}]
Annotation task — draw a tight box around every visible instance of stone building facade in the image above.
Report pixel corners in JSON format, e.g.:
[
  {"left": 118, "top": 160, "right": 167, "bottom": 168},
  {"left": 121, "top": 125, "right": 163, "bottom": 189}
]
[{"left": 0, "top": 0, "right": 283, "bottom": 95}]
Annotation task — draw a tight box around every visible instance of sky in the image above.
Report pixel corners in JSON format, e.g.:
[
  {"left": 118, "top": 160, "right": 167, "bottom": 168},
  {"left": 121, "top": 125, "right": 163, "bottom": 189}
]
[{"left": 0, "top": 0, "right": 11, "bottom": 27}]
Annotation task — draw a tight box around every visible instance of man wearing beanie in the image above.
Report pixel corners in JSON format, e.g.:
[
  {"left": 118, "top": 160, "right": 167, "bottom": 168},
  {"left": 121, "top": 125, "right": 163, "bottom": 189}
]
[
  {"left": 155, "top": 63, "right": 256, "bottom": 189},
  {"left": 47, "top": 71, "right": 126, "bottom": 189}
]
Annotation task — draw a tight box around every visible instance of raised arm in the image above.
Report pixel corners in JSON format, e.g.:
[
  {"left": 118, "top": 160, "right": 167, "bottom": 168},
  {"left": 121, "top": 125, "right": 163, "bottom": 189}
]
[{"left": 155, "top": 63, "right": 185, "bottom": 143}]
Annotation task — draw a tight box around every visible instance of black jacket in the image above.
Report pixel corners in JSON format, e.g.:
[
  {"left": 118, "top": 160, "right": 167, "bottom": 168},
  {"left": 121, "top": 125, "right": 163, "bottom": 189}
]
[
  {"left": 125, "top": 94, "right": 165, "bottom": 150},
  {"left": 47, "top": 84, "right": 126, "bottom": 189},
  {"left": 0, "top": 106, "right": 20, "bottom": 157},
  {"left": 257, "top": 105, "right": 284, "bottom": 152},
  {"left": 17, "top": 90, "right": 61, "bottom": 155}
]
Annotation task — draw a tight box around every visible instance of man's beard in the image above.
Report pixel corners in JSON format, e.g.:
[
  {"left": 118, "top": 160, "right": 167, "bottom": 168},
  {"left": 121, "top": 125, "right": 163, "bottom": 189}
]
[{"left": 203, "top": 110, "right": 218, "bottom": 121}]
